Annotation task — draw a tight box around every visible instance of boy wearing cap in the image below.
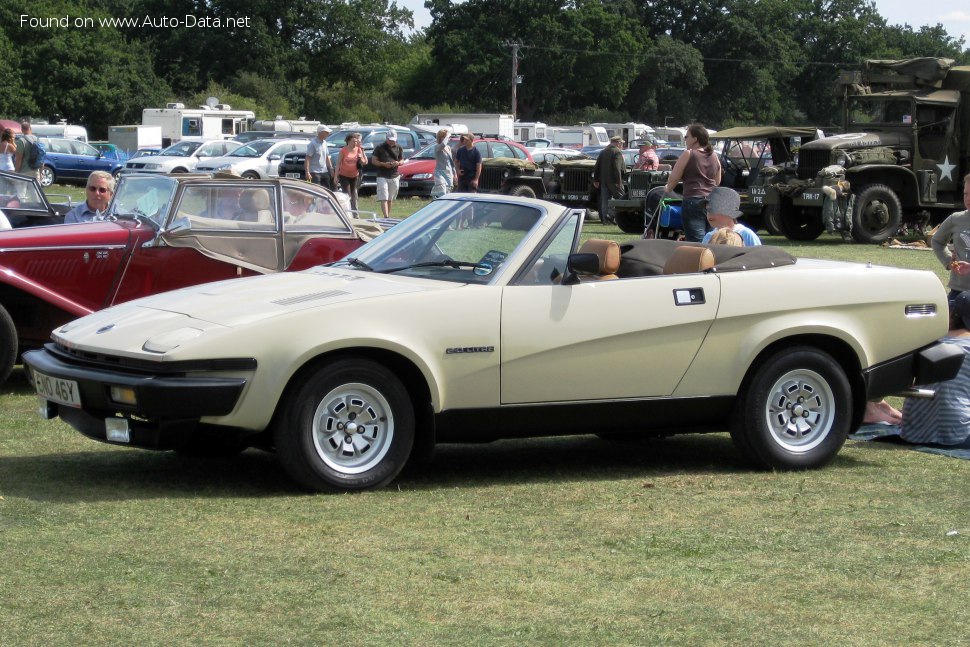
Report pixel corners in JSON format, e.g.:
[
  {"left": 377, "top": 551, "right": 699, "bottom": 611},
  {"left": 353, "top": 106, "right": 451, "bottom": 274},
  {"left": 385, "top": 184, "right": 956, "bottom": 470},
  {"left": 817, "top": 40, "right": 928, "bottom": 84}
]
[
  {"left": 700, "top": 187, "right": 761, "bottom": 246},
  {"left": 372, "top": 129, "right": 404, "bottom": 217},
  {"left": 306, "top": 125, "right": 335, "bottom": 187}
]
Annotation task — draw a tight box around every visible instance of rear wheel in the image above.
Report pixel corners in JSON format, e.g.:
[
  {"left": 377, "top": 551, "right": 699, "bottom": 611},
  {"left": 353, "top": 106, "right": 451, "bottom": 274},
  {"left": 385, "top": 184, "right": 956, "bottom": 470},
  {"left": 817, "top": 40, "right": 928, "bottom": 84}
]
[
  {"left": 39, "top": 165, "right": 54, "bottom": 187},
  {"left": 0, "top": 303, "right": 16, "bottom": 385},
  {"left": 274, "top": 359, "right": 415, "bottom": 492},
  {"left": 762, "top": 204, "right": 784, "bottom": 236},
  {"left": 615, "top": 209, "right": 645, "bottom": 234},
  {"left": 731, "top": 347, "right": 851, "bottom": 470},
  {"left": 851, "top": 184, "right": 902, "bottom": 244}
]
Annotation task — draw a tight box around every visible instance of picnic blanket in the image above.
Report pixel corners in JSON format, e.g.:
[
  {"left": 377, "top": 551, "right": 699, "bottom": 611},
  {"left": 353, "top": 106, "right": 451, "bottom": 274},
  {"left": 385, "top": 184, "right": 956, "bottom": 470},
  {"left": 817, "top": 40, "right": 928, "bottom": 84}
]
[{"left": 849, "top": 423, "right": 970, "bottom": 460}]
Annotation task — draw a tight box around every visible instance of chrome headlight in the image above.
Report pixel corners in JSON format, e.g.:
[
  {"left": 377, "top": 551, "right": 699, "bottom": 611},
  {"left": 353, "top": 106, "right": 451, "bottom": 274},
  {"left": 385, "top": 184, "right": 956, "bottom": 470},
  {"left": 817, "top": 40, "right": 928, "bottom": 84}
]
[
  {"left": 833, "top": 151, "right": 849, "bottom": 167},
  {"left": 413, "top": 173, "right": 433, "bottom": 180}
]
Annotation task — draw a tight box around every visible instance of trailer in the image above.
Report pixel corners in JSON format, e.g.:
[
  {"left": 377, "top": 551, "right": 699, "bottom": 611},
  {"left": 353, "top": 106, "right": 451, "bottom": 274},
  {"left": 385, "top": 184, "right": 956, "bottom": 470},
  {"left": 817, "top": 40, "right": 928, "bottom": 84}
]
[
  {"left": 108, "top": 125, "right": 163, "bottom": 156},
  {"left": 591, "top": 122, "right": 654, "bottom": 144},
  {"left": 413, "top": 113, "right": 514, "bottom": 140},
  {"left": 249, "top": 117, "right": 321, "bottom": 133},
  {"left": 30, "top": 122, "right": 88, "bottom": 142},
  {"left": 548, "top": 125, "right": 609, "bottom": 149},
  {"left": 142, "top": 103, "right": 256, "bottom": 147}
]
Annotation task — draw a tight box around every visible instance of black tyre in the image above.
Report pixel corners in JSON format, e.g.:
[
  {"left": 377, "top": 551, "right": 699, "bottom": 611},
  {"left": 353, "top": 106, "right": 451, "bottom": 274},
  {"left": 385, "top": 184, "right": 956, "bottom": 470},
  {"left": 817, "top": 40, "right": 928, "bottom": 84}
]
[
  {"left": 39, "top": 165, "right": 55, "bottom": 187},
  {"left": 731, "top": 347, "right": 851, "bottom": 470},
  {"left": 0, "top": 303, "right": 16, "bottom": 385},
  {"left": 507, "top": 184, "right": 536, "bottom": 199},
  {"left": 171, "top": 167, "right": 188, "bottom": 174},
  {"left": 615, "top": 209, "right": 645, "bottom": 234},
  {"left": 274, "top": 359, "right": 415, "bottom": 492},
  {"left": 241, "top": 171, "right": 260, "bottom": 180},
  {"left": 851, "top": 184, "right": 902, "bottom": 244},
  {"left": 779, "top": 202, "right": 824, "bottom": 241},
  {"left": 762, "top": 204, "right": 784, "bottom": 236}
]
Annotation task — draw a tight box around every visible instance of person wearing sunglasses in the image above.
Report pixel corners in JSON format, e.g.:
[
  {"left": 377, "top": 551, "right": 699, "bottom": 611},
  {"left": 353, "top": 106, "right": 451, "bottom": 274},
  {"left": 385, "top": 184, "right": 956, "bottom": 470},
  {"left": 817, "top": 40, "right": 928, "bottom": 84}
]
[{"left": 64, "top": 171, "right": 115, "bottom": 224}]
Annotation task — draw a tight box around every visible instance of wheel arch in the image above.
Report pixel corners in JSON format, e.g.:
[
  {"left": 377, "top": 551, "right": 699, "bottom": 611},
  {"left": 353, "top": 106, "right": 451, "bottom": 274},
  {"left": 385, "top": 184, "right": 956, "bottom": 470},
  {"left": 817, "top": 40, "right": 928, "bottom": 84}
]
[
  {"left": 739, "top": 333, "right": 867, "bottom": 429},
  {"left": 846, "top": 166, "right": 918, "bottom": 208},
  {"left": 271, "top": 346, "right": 436, "bottom": 448}
]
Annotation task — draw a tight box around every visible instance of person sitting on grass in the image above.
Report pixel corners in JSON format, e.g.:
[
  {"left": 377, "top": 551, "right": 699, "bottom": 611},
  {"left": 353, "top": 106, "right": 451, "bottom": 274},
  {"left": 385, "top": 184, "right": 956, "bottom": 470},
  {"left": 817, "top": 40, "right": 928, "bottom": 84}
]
[{"left": 897, "top": 292, "right": 970, "bottom": 448}]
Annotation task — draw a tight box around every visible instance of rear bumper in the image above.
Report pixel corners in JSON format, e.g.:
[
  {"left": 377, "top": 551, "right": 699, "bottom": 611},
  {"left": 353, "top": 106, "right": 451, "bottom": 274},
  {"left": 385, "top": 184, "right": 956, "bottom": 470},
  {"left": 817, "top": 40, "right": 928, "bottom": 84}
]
[{"left": 863, "top": 341, "right": 965, "bottom": 399}]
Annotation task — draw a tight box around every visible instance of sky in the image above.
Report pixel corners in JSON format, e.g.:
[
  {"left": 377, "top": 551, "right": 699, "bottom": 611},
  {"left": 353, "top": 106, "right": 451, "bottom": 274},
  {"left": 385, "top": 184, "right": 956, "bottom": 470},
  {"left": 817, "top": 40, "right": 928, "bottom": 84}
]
[{"left": 397, "top": 0, "right": 970, "bottom": 45}]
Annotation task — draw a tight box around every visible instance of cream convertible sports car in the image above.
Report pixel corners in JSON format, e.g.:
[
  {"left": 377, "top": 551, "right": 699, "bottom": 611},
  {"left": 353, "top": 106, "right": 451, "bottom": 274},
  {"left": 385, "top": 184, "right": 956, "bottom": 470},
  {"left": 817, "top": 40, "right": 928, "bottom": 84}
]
[{"left": 23, "top": 195, "right": 964, "bottom": 491}]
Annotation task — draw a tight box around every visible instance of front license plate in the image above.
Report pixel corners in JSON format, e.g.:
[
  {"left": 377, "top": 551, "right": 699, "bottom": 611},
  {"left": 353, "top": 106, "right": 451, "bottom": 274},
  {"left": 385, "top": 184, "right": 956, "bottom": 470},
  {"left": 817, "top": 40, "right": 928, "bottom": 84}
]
[
  {"left": 32, "top": 370, "right": 81, "bottom": 407},
  {"left": 399, "top": 181, "right": 409, "bottom": 187},
  {"left": 285, "top": 172, "right": 301, "bottom": 179}
]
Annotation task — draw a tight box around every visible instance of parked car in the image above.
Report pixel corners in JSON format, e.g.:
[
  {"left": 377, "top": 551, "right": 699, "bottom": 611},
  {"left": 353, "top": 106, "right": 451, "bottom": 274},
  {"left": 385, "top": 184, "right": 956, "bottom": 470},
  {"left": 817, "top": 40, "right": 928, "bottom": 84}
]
[
  {"left": 0, "top": 169, "right": 74, "bottom": 228},
  {"left": 277, "top": 126, "right": 421, "bottom": 191},
  {"left": 22, "top": 194, "right": 963, "bottom": 492},
  {"left": 525, "top": 138, "right": 554, "bottom": 148},
  {"left": 89, "top": 142, "right": 129, "bottom": 163},
  {"left": 195, "top": 139, "right": 309, "bottom": 179},
  {"left": 122, "top": 139, "right": 244, "bottom": 175},
  {"left": 0, "top": 173, "right": 380, "bottom": 385},
  {"left": 396, "top": 137, "right": 533, "bottom": 198},
  {"left": 131, "top": 147, "right": 164, "bottom": 159},
  {"left": 233, "top": 131, "right": 316, "bottom": 144},
  {"left": 34, "top": 136, "right": 126, "bottom": 187}
]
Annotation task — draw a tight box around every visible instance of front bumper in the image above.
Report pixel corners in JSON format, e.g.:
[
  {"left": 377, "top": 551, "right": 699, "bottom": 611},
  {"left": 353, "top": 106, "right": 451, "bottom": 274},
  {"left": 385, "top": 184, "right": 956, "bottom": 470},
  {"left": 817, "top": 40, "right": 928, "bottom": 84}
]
[
  {"left": 22, "top": 346, "right": 252, "bottom": 449},
  {"left": 863, "top": 341, "right": 965, "bottom": 400}
]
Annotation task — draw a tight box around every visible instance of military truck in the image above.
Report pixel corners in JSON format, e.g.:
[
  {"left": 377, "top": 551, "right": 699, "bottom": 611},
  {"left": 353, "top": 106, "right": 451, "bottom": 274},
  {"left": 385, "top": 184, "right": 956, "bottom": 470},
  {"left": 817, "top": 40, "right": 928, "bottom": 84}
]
[
  {"left": 477, "top": 157, "right": 553, "bottom": 199},
  {"left": 610, "top": 126, "right": 819, "bottom": 235},
  {"left": 763, "top": 58, "right": 970, "bottom": 243}
]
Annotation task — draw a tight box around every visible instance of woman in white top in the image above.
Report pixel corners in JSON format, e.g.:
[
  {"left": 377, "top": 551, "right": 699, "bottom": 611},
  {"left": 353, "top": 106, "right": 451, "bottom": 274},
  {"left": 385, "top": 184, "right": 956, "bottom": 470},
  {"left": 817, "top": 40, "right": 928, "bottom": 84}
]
[{"left": 0, "top": 128, "right": 16, "bottom": 171}]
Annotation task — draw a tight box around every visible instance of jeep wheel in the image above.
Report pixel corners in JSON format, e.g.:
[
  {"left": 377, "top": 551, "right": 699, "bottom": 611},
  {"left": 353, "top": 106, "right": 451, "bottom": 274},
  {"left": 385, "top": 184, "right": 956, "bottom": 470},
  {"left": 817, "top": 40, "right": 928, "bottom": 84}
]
[
  {"left": 762, "top": 204, "right": 784, "bottom": 236},
  {"left": 274, "top": 358, "right": 415, "bottom": 492},
  {"left": 851, "top": 184, "right": 902, "bottom": 244},
  {"left": 731, "top": 347, "right": 850, "bottom": 470},
  {"left": 615, "top": 210, "right": 645, "bottom": 234},
  {"left": 0, "top": 303, "right": 17, "bottom": 385},
  {"left": 507, "top": 184, "right": 536, "bottom": 199},
  {"left": 779, "top": 202, "right": 824, "bottom": 241},
  {"left": 39, "top": 165, "right": 55, "bottom": 187}
]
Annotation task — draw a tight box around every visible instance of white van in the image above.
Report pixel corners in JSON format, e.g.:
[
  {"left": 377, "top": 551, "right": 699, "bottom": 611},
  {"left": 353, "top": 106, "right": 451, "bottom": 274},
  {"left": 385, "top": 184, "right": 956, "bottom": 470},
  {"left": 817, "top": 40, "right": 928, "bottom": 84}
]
[{"left": 30, "top": 122, "right": 89, "bottom": 143}]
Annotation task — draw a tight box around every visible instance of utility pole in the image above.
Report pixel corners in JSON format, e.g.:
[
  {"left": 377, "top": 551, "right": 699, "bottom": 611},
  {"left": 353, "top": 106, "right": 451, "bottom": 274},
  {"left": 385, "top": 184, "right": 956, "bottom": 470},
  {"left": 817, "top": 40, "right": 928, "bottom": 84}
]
[{"left": 507, "top": 41, "right": 523, "bottom": 123}]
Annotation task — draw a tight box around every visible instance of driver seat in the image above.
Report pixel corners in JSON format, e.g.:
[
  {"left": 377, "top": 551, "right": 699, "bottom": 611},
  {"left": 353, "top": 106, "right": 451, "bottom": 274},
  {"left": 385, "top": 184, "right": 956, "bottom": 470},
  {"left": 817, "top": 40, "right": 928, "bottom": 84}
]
[{"left": 577, "top": 238, "right": 620, "bottom": 281}]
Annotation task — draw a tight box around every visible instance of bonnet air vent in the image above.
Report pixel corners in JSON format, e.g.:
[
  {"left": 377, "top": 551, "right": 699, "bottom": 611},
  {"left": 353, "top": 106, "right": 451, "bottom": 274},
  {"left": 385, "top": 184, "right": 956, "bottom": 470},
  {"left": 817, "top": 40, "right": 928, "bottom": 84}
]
[
  {"left": 272, "top": 289, "right": 350, "bottom": 306},
  {"left": 904, "top": 304, "right": 936, "bottom": 317}
]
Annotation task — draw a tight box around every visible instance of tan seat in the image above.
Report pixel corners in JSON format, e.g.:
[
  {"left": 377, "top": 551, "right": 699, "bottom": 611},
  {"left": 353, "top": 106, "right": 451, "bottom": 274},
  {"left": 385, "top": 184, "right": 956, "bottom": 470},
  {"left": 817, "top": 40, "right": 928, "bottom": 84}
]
[
  {"left": 238, "top": 189, "right": 274, "bottom": 225},
  {"left": 663, "top": 246, "right": 715, "bottom": 275},
  {"left": 577, "top": 238, "right": 620, "bottom": 281}
]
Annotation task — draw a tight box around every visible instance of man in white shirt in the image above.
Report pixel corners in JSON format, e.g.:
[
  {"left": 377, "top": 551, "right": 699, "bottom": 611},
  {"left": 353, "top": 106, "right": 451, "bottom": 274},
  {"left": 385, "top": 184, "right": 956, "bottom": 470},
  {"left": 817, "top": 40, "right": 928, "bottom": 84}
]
[{"left": 305, "top": 125, "right": 335, "bottom": 188}]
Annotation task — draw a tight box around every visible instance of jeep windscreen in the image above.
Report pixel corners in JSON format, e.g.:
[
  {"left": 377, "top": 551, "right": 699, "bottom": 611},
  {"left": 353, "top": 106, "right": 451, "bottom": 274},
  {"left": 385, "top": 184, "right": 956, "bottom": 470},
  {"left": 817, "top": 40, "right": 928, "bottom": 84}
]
[
  {"left": 159, "top": 141, "right": 203, "bottom": 157},
  {"left": 107, "top": 175, "right": 178, "bottom": 227},
  {"left": 848, "top": 97, "right": 913, "bottom": 127},
  {"left": 226, "top": 141, "right": 275, "bottom": 157}
]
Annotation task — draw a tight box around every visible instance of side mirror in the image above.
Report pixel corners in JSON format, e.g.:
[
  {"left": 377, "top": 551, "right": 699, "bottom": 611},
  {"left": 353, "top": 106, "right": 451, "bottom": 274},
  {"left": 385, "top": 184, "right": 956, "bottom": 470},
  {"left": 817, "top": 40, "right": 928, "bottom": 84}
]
[
  {"left": 268, "top": 154, "right": 281, "bottom": 161},
  {"left": 562, "top": 252, "right": 600, "bottom": 285}
]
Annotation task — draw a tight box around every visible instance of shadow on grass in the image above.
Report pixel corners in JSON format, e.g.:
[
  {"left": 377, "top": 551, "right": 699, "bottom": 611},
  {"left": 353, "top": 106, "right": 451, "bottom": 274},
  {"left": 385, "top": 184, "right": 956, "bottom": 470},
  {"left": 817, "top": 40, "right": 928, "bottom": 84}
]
[{"left": 4, "top": 367, "right": 869, "bottom": 499}]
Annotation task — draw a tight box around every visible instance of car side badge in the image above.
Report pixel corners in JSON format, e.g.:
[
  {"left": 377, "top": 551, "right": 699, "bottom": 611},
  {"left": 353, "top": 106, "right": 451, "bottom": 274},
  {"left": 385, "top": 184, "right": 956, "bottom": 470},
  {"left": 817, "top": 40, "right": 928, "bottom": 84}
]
[{"left": 673, "top": 288, "right": 705, "bottom": 305}]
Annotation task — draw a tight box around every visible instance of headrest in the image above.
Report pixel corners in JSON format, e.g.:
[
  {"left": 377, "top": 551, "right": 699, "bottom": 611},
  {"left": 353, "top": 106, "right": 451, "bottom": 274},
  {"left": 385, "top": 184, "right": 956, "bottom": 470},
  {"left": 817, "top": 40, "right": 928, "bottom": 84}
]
[
  {"left": 663, "top": 246, "right": 716, "bottom": 274},
  {"left": 241, "top": 189, "right": 270, "bottom": 211},
  {"left": 579, "top": 238, "right": 621, "bottom": 274}
]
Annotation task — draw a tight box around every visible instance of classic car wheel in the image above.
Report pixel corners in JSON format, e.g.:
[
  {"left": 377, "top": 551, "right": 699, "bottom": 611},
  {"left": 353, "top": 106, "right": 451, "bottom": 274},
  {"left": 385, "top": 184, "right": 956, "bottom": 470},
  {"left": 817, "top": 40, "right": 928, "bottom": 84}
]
[
  {"left": 275, "top": 359, "right": 415, "bottom": 491},
  {"left": 851, "top": 184, "right": 902, "bottom": 244},
  {"left": 731, "top": 347, "right": 850, "bottom": 470},
  {"left": 0, "top": 303, "right": 16, "bottom": 385},
  {"left": 39, "top": 165, "right": 55, "bottom": 187}
]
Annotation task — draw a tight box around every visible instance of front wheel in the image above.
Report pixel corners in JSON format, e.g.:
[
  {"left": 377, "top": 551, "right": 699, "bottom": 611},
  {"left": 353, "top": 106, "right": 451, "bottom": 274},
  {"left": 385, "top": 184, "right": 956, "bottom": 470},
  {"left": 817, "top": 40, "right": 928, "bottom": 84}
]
[
  {"left": 731, "top": 347, "right": 851, "bottom": 470},
  {"left": 241, "top": 170, "right": 260, "bottom": 180},
  {"left": 507, "top": 184, "right": 536, "bottom": 199},
  {"left": 0, "top": 303, "right": 17, "bottom": 385},
  {"left": 39, "top": 165, "right": 54, "bottom": 187},
  {"left": 274, "top": 359, "right": 415, "bottom": 492},
  {"left": 851, "top": 183, "right": 902, "bottom": 244}
]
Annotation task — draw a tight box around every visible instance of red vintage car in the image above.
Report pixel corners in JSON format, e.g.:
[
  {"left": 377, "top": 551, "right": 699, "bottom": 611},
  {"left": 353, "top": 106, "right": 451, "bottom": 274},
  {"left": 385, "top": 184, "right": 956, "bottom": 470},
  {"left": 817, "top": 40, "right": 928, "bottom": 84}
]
[{"left": 0, "top": 173, "right": 377, "bottom": 384}]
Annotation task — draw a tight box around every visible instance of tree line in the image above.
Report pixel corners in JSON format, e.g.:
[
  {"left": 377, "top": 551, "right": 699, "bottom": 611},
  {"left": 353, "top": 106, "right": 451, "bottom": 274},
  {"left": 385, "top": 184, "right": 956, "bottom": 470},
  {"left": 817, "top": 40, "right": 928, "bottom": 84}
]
[{"left": 2, "top": 0, "right": 967, "bottom": 139}]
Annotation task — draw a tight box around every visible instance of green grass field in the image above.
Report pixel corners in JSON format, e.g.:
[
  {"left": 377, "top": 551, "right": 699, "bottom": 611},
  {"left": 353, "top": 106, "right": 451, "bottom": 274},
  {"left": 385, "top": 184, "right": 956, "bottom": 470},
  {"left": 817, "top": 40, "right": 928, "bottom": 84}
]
[{"left": 1, "top": 187, "right": 966, "bottom": 645}]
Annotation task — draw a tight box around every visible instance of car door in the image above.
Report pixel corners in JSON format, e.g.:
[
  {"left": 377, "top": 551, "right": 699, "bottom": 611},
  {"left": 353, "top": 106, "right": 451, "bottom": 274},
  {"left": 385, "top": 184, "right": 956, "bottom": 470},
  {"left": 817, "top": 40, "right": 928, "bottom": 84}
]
[
  {"left": 42, "top": 139, "right": 70, "bottom": 179},
  {"left": 71, "top": 140, "right": 107, "bottom": 180},
  {"left": 0, "top": 171, "right": 59, "bottom": 225},
  {"left": 500, "top": 216, "right": 721, "bottom": 404}
]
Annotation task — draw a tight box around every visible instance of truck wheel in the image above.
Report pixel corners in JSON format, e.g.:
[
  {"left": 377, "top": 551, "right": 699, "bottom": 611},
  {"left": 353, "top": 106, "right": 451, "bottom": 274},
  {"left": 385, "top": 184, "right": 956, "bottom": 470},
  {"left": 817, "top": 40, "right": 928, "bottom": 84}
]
[
  {"left": 730, "top": 347, "right": 850, "bottom": 470},
  {"left": 779, "top": 203, "right": 824, "bottom": 241},
  {"left": 274, "top": 358, "right": 415, "bottom": 492},
  {"left": 507, "top": 185, "right": 536, "bottom": 199},
  {"left": 39, "top": 165, "right": 55, "bottom": 187},
  {"left": 851, "top": 184, "right": 902, "bottom": 244},
  {"left": 614, "top": 210, "right": 645, "bottom": 234},
  {"left": 0, "top": 303, "right": 17, "bottom": 386},
  {"left": 763, "top": 204, "right": 784, "bottom": 236}
]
